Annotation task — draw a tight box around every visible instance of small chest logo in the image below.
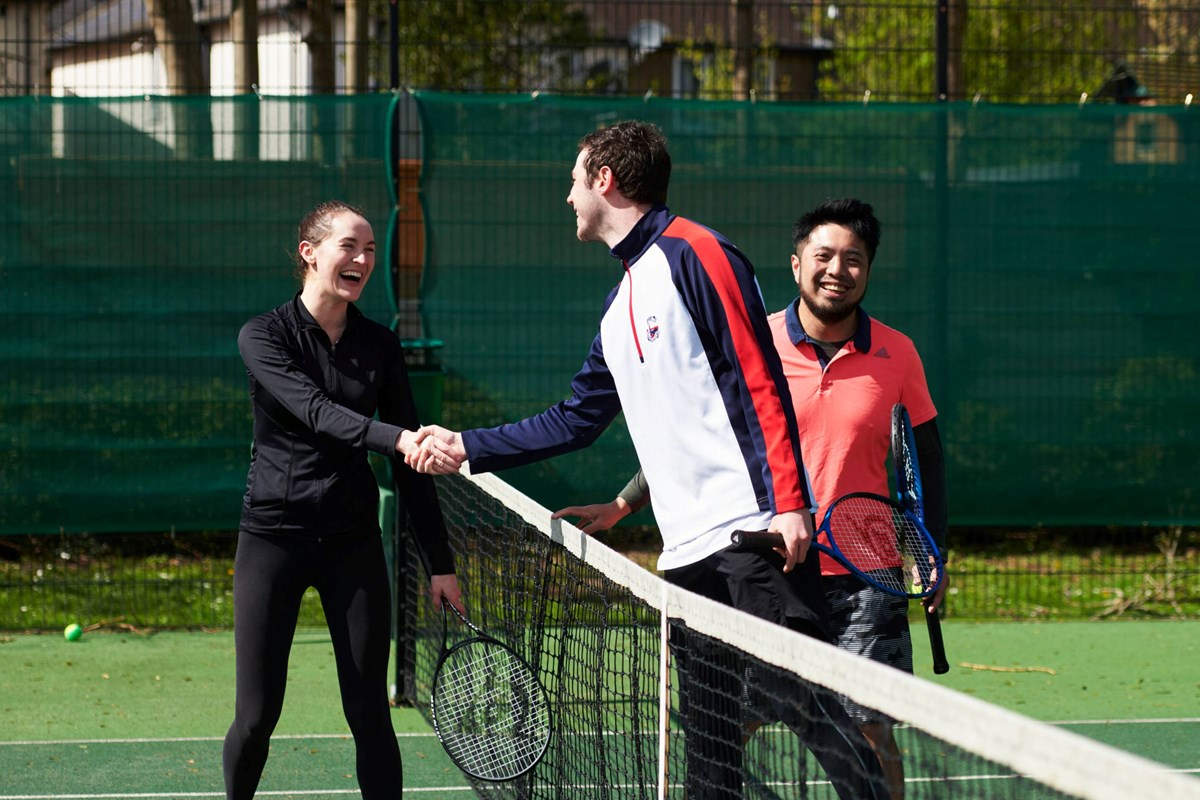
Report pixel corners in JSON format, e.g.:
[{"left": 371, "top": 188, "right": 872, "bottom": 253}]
[{"left": 645, "top": 316, "right": 660, "bottom": 342}]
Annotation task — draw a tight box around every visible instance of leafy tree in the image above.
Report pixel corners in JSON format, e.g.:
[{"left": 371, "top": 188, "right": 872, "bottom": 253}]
[
  {"left": 964, "top": 1, "right": 1136, "bottom": 102},
  {"left": 818, "top": 0, "right": 937, "bottom": 102},
  {"left": 1138, "top": 0, "right": 1200, "bottom": 59},
  {"left": 819, "top": 0, "right": 1142, "bottom": 103},
  {"left": 678, "top": 19, "right": 780, "bottom": 100}
]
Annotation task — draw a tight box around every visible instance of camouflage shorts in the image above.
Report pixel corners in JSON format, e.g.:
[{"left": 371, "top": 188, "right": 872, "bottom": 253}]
[{"left": 824, "top": 573, "right": 913, "bottom": 724}]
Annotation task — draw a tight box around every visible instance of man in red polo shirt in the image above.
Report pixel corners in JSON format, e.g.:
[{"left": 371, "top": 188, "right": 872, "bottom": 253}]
[{"left": 555, "top": 198, "right": 949, "bottom": 800}]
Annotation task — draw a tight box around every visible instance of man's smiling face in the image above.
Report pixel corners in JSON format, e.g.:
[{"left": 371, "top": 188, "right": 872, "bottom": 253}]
[{"left": 791, "top": 222, "right": 871, "bottom": 327}]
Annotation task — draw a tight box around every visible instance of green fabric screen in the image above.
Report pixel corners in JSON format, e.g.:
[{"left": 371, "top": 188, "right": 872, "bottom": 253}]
[
  {"left": 1, "top": 92, "right": 1196, "bottom": 535},
  {"left": 414, "top": 92, "right": 1200, "bottom": 527},
  {"left": 1, "top": 95, "right": 396, "bottom": 534}
]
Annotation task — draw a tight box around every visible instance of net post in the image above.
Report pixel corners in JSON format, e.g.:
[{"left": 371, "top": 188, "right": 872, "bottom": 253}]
[{"left": 656, "top": 579, "right": 670, "bottom": 800}]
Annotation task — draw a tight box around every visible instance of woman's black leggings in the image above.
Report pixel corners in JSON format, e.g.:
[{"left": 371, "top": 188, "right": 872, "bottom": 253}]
[{"left": 222, "top": 531, "right": 401, "bottom": 800}]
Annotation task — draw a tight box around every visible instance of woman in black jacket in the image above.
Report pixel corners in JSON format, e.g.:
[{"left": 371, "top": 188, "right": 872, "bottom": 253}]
[{"left": 223, "top": 200, "right": 461, "bottom": 800}]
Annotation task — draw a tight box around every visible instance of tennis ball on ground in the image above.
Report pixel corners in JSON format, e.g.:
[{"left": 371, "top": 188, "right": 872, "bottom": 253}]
[{"left": 64, "top": 623, "right": 83, "bottom": 642}]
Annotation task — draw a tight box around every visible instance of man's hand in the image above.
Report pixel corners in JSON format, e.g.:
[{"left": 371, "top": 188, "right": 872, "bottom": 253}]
[
  {"left": 923, "top": 568, "right": 949, "bottom": 613},
  {"left": 405, "top": 425, "right": 467, "bottom": 475},
  {"left": 768, "top": 509, "right": 813, "bottom": 573},
  {"left": 430, "top": 573, "right": 464, "bottom": 614},
  {"left": 552, "top": 497, "right": 632, "bottom": 535}
]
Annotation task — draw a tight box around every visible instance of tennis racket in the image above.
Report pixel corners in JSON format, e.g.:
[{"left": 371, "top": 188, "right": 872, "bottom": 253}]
[
  {"left": 430, "top": 603, "right": 552, "bottom": 782},
  {"left": 892, "top": 402, "right": 950, "bottom": 674},
  {"left": 731, "top": 491, "right": 944, "bottom": 600}
]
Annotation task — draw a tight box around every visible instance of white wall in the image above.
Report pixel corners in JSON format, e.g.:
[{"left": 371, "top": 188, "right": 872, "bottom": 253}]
[
  {"left": 51, "top": 11, "right": 349, "bottom": 98},
  {"left": 48, "top": 13, "right": 354, "bottom": 160},
  {"left": 52, "top": 48, "right": 164, "bottom": 97}
]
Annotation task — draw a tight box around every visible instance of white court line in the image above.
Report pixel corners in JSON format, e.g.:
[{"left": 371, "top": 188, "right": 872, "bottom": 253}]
[
  {"left": 3, "top": 724, "right": 1196, "bottom": 800},
  {"left": 1049, "top": 717, "right": 1200, "bottom": 726},
  {"left": 4, "top": 770, "right": 1200, "bottom": 800},
  {"left": 0, "top": 792, "right": 477, "bottom": 799},
  {"left": 10, "top": 718, "right": 1193, "bottom": 748},
  {"left": 0, "top": 734, "right": 469, "bottom": 800},
  {"left": 0, "top": 732, "right": 437, "bottom": 747}
]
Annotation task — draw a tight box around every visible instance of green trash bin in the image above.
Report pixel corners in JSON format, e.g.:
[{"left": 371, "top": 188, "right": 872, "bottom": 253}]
[{"left": 401, "top": 338, "right": 445, "bottom": 425}]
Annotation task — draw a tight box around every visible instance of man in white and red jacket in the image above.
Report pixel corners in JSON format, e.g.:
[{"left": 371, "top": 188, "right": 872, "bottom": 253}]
[{"left": 410, "top": 121, "right": 887, "bottom": 800}]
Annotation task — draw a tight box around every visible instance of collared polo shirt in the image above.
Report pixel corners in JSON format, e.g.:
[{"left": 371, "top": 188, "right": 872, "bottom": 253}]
[{"left": 768, "top": 300, "right": 936, "bottom": 575}]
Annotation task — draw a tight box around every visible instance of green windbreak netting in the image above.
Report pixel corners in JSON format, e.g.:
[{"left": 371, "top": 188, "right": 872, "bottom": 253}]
[
  {"left": 1, "top": 95, "right": 396, "bottom": 534},
  {"left": 414, "top": 92, "right": 1200, "bottom": 527},
  {"left": 2, "top": 93, "right": 1197, "bottom": 536}
]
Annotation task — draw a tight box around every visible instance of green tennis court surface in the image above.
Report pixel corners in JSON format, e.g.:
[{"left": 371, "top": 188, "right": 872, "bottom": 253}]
[{"left": 2, "top": 621, "right": 1196, "bottom": 798}]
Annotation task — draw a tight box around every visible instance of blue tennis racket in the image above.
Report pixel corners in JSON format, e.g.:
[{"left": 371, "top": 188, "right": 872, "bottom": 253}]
[
  {"left": 731, "top": 491, "right": 944, "bottom": 600},
  {"left": 893, "top": 402, "right": 950, "bottom": 674}
]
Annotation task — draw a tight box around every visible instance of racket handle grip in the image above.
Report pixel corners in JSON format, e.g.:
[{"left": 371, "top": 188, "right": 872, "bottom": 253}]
[
  {"left": 926, "top": 606, "right": 950, "bottom": 674},
  {"left": 730, "top": 529, "right": 785, "bottom": 549}
]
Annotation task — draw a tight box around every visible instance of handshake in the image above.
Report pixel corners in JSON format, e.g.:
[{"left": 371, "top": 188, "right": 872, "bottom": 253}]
[{"left": 397, "top": 425, "right": 468, "bottom": 475}]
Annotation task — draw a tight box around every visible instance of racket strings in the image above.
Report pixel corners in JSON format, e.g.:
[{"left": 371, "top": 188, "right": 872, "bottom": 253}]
[
  {"left": 828, "top": 495, "right": 937, "bottom": 595},
  {"left": 433, "top": 641, "right": 550, "bottom": 779}
]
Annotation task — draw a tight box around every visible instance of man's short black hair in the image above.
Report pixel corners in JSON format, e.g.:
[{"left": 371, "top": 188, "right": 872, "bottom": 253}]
[{"left": 792, "top": 199, "right": 882, "bottom": 265}]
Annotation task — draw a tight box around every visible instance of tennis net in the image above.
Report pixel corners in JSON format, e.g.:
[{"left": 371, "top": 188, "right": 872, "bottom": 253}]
[{"left": 395, "top": 472, "right": 1200, "bottom": 800}]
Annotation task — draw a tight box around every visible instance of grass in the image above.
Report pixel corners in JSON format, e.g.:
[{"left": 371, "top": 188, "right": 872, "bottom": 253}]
[
  {"left": 0, "top": 532, "right": 326, "bottom": 631},
  {"left": 949, "top": 524, "right": 1200, "bottom": 620},
  {"left": 1, "top": 527, "right": 1197, "bottom": 631},
  {"left": 616, "top": 523, "right": 1200, "bottom": 622}
]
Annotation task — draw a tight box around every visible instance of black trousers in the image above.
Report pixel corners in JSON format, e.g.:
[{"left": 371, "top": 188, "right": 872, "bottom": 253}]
[
  {"left": 222, "top": 530, "right": 400, "bottom": 800},
  {"left": 664, "top": 548, "right": 889, "bottom": 800}
]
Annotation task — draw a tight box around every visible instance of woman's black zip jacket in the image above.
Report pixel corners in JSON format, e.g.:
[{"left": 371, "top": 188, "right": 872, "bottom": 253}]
[{"left": 236, "top": 293, "right": 454, "bottom": 576}]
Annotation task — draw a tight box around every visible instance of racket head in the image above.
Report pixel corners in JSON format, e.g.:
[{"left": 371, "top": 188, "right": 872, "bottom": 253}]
[
  {"left": 818, "top": 492, "right": 944, "bottom": 599},
  {"left": 430, "top": 606, "right": 551, "bottom": 782},
  {"left": 890, "top": 405, "right": 951, "bottom": 673},
  {"left": 891, "top": 403, "right": 925, "bottom": 519}
]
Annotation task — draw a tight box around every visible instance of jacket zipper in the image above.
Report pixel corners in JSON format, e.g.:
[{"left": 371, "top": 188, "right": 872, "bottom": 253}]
[{"left": 624, "top": 260, "right": 644, "bottom": 364}]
